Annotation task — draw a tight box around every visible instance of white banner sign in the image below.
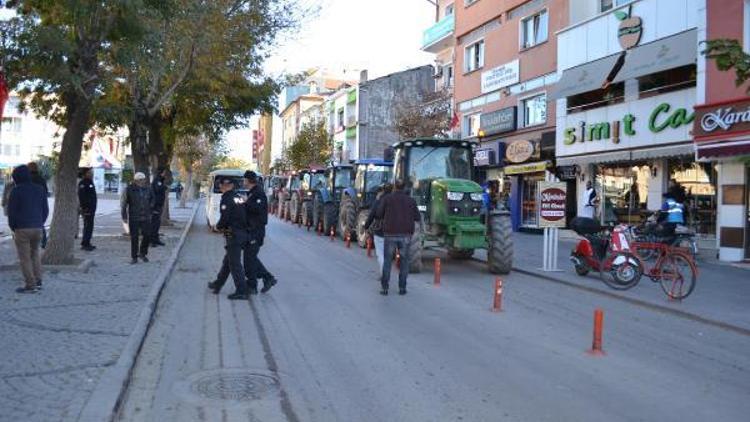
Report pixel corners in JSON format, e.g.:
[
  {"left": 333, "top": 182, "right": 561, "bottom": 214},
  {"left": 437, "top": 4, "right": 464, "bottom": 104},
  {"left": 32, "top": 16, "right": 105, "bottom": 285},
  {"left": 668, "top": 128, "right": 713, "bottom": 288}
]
[{"left": 481, "top": 60, "right": 519, "bottom": 94}]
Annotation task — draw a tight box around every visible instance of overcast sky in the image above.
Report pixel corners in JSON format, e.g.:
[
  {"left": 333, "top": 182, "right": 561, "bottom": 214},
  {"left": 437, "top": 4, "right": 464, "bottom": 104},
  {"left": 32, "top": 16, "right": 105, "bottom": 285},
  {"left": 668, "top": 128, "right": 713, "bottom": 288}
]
[{"left": 226, "top": 0, "right": 436, "bottom": 161}]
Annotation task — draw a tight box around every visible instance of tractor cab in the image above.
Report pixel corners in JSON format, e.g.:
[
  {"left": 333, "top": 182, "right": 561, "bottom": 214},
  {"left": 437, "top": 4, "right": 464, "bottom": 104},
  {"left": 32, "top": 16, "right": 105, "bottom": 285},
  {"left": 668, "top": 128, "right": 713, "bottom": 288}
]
[
  {"left": 323, "top": 164, "right": 354, "bottom": 203},
  {"left": 353, "top": 159, "right": 393, "bottom": 210},
  {"left": 301, "top": 166, "right": 327, "bottom": 199}
]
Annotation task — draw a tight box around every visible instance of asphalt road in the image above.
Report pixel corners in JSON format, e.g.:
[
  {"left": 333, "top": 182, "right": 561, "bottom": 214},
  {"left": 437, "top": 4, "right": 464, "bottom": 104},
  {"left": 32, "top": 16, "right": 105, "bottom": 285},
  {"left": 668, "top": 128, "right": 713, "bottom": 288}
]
[{"left": 118, "top": 207, "right": 750, "bottom": 422}]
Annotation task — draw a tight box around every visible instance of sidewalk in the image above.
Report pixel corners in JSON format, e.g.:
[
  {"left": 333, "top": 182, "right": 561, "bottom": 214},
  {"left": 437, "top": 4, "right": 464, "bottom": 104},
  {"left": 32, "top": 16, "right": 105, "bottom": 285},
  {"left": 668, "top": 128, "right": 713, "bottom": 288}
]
[
  {"left": 478, "top": 232, "right": 750, "bottom": 333},
  {"left": 0, "top": 197, "right": 122, "bottom": 239},
  {"left": 0, "top": 201, "right": 197, "bottom": 422}
]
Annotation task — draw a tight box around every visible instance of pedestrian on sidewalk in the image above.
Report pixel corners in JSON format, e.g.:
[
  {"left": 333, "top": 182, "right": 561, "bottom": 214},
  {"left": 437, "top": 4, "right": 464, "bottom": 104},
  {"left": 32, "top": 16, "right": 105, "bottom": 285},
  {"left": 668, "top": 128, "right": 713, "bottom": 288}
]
[
  {"left": 375, "top": 179, "right": 420, "bottom": 296},
  {"left": 2, "top": 173, "right": 15, "bottom": 219},
  {"left": 150, "top": 168, "right": 169, "bottom": 247},
  {"left": 580, "top": 180, "right": 599, "bottom": 219},
  {"left": 78, "top": 167, "right": 97, "bottom": 251},
  {"left": 121, "top": 172, "right": 154, "bottom": 264},
  {"left": 27, "top": 162, "right": 49, "bottom": 248},
  {"left": 207, "top": 176, "right": 250, "bottom": 300},
  {"left": 7, "top": 165, "right": 48, "bottom": 293},
  {"left": 364, "top": 183, "right": 392, "bottom": 278},
  {"left": 175, "top": 181, "right": 183, "bottom": 200},
  {"left": 243, "top": 170, "right": 277, "bottom": 294}
]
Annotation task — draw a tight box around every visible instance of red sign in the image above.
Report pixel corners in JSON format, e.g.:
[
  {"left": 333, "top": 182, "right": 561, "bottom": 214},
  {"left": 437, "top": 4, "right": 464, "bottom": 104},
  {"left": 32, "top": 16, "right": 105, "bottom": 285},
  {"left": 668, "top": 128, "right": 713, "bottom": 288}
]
[{"left": 539, "top": 182, "right": 567, "bottom": 228}]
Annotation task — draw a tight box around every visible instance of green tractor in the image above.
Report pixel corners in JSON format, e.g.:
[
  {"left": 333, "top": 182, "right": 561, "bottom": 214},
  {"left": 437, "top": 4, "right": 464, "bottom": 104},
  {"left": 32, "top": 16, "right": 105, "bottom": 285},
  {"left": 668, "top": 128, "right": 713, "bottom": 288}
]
[{"left": 392, "top": 138, "right": 512, "bottom": 274}]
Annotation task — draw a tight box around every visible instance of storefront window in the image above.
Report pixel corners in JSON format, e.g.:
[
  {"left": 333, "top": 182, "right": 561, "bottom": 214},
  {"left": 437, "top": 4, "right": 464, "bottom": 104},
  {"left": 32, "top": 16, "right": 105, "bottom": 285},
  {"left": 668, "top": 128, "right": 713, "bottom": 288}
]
[
  {"left": 596, "top": 164, "right": 650, "bottom": 224},
  {"left": 521, "top": 174, "right": 544, "bottom": 226},
  {"left": 669, "top": 160, "right": 717, "bottom": 238}
]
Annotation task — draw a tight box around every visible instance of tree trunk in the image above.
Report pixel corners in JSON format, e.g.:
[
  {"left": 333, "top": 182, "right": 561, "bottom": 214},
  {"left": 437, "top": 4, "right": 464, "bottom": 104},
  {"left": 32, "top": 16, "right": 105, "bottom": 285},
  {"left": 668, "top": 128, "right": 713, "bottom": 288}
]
[
  {"left": 180, "top": 168, "right": 193, "bottom": 208},
  {"left": 130, "top": 116, "right": 150, "bottom": 177},
  {"left": 43, "top": 99, "right": 92, "bottom": 265}
]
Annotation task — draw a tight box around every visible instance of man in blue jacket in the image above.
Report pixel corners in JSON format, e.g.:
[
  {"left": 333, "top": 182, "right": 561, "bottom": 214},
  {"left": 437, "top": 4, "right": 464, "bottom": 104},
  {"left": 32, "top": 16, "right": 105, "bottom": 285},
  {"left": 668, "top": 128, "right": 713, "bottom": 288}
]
[{"left": 7, "top": 165, "right": 49, "bottom": 293}]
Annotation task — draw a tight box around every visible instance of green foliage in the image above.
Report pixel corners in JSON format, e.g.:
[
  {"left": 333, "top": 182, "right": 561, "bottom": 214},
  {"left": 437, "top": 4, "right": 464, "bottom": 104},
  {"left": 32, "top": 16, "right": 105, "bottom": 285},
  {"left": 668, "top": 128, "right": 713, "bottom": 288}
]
[
  {"left": 702, "top": 39, "right": 750, "bottom": 93},
  {"left": 216, "top": 156, "right": 252, "bottom": 170},
  {"left": 284, "top": 119, "right": 332, "bottom": 169}
]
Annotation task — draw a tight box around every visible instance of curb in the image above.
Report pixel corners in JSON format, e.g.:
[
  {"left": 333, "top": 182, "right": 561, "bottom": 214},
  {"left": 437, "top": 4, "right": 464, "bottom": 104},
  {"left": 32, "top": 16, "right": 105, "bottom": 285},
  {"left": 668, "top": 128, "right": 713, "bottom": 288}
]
[{"left": 76, "top": 201, "right": 200, "bottom": 422}]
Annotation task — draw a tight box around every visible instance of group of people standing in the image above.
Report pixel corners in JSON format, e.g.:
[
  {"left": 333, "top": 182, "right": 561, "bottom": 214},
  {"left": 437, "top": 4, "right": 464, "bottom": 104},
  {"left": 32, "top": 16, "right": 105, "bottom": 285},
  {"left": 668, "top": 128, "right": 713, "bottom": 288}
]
[
  {"left": 120, "top": 168, "right": 171, "bottom": 264},
  {"left": 207, "top": 171, "right": 277, "bottom": 300}
]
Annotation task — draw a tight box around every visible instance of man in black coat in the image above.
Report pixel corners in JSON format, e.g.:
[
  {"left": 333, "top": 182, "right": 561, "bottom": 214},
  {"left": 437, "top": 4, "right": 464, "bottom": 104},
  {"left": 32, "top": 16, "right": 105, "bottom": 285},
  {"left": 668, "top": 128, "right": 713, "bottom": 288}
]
[
  {"left": 121, "top": 172, "right": 155, "bottom": 264},
  {"left": 150, "top": 168, "right": 169, "bottom": 247},
  {"left": 78, "top": 167, "right": 97, "bottom": 251},
  {"left": 243, "top": 170, "right": 277, "bottom": 294}
]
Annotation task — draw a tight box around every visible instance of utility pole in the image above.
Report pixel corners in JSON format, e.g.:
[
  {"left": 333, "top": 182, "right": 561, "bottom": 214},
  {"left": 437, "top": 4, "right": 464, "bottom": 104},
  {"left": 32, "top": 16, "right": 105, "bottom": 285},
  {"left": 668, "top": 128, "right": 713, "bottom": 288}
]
[{"left": 425, "top": 0, "right": 439, "bottom": 22}]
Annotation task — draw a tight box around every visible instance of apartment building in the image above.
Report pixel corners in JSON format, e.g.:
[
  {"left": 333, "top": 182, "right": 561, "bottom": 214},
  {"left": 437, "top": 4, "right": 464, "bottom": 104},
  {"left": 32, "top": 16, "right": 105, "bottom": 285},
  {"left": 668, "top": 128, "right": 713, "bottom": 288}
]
[
  {"left": 454, "top": 0, "right": 568, "bottom": 231},
  {"left": 0, "top": 93, "right": 58, "bottom": 172},
  {"left": 692, "top": 0, "right": 750, "bottom": 261},
  {"left": 323, "top": 83, "right": 358, "bottom": 163},
  {"left": 422, "top": 0, "right": 457, "bottom": 94}
]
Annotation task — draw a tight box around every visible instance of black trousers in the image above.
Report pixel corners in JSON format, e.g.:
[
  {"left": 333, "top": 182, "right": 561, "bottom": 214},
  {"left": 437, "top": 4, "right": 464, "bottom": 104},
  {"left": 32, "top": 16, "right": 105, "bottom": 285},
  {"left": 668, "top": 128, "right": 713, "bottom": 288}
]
[
  {"left": 81, "top": 213, "right": 95, "bottom": 246},
  {"left": 150, "top": 211, "right": 162, "bottom": 243},
  {"left": 213, "top": 232, "right": 249, "bottom": 294},
  {"left": 129, "top": 219, "right": 150, "bottom": 259}
]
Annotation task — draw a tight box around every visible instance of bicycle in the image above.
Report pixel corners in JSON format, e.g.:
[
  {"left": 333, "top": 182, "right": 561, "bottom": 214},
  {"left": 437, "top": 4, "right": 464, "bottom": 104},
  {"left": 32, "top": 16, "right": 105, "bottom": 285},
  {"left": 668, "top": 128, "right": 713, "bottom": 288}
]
[{"left": 629, "top": 240, "right": 698, "bottom": 300}]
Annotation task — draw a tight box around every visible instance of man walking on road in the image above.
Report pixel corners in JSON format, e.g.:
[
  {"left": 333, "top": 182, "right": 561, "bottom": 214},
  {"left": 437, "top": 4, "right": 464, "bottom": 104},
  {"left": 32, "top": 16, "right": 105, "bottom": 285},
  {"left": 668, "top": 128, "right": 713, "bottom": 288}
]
[
  {"left": 375, "top": 179, "right": 420, "bottom": 296},
  {"left": 243, "top": 170, "right": 277, "bottom": 294},
  {"left": 78, "top": 167, "right": 97, "bottom": 251},
  {"left": 207, "top": 177, "right": 250, "bottom": 300},
  {"left": 150, "top": 168, "right": 169, "bottom": 247},
  {"left": 122, "top": 172, "right": 154, "bottom": 264},
  {"left": 7, "top": 165, "right": 48, "bottom": 293},
  {"left": 364, "top": 183, "right": 392, "bottom": 278}
]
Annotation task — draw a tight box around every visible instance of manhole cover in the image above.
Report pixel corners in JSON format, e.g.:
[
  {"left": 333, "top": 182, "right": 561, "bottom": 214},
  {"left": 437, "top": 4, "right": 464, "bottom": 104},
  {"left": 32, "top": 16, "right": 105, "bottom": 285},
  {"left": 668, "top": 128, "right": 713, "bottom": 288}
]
[{"left": 174, "top": 369, "right": 279, "bottom": 407}]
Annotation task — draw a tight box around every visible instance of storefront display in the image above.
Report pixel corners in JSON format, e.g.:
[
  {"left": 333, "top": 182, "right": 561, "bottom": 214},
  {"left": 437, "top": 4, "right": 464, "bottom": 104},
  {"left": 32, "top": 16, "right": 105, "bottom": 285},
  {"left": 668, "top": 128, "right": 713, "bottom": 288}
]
[
  {"left": 668, "top": 160, "right": 717, "bottom": 238},
  {"left": 596, "top": 163, "right": 650, "bottom": 225}
]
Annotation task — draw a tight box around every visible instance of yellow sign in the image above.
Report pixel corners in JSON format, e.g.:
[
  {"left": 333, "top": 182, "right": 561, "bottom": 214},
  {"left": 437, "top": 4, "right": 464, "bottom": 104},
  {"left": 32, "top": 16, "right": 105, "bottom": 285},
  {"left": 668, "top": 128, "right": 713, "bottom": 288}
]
[{"left": 503, "top": 161, "right": 548, "bottom": 175}]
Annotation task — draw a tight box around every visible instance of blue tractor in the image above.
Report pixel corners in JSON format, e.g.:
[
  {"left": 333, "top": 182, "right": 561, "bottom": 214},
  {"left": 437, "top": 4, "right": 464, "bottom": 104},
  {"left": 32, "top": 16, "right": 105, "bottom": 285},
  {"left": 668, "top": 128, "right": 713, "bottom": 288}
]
[
  {"left": 338, "top": 159, "right": 394, "bottom": 246},
  {"left": 310, "top": 164, "right": 355, "bottom": 235}
]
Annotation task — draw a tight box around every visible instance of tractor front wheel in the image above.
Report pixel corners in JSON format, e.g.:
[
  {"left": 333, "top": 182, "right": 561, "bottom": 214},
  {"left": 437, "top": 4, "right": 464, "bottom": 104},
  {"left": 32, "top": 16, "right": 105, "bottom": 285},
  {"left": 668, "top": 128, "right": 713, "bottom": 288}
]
[
  {"left": 339, "top": 197, "right": 357, "bottom": 241},
  {"left": 323, "top": 202, "right": 338, "bottom": 236},
  {"left": 301, "top": 201, "right": 312, "bottom": 227},
  {"left": 356, "top": 210, "right": 369, "bottom": 248},
  {"left": 448, "top": 248, "right": 474, "bottom": 260},
  {"left": 290, "top": 194, "right": 301, "bottom": 223},
  {"left": 408, "top": 225, "right": 424, "bottom": 273},
  {"left": 312, "top": 197, "right": 324, "bottom": 230},
  {"left": 488, "top": 212, "right": 513, "bottom": 274}
]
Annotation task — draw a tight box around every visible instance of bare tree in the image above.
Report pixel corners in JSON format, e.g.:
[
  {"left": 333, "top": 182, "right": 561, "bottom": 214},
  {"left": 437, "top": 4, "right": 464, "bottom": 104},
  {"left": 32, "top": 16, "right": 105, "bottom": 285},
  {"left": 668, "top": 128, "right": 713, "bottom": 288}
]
[{"left": 395, "top": 89, "right": 452, "bottom": 140}]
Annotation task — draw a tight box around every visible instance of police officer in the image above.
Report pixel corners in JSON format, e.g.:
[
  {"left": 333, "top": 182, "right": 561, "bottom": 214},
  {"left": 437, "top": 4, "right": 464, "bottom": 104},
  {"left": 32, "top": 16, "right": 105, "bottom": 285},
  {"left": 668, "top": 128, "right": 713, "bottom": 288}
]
[
  {"left": 208, "top": 177, "right": 250, "bottom": 300},
  {"left": 78, "top": 167, "right": 97, "bottom": 251},
  {"left": 242, "top": 171, "right": 277, "bottom": 293},
  {"left": 150, "top": 168, "right": 169, "bottom": 247}
]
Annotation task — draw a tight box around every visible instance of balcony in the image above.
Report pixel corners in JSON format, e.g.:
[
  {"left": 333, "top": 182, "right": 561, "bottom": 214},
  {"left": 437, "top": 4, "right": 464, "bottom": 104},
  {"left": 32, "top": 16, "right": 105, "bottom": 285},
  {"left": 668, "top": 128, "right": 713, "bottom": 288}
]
[{"left": 422, "top": 14, "right": 455, "bottom": 53}]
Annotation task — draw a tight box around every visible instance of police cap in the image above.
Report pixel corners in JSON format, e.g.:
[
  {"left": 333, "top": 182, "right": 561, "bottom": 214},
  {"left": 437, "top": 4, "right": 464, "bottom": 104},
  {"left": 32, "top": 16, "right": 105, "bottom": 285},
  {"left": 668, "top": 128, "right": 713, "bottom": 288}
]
[{"left": 243, "top": 170, "right": 258, "bottom": 183}]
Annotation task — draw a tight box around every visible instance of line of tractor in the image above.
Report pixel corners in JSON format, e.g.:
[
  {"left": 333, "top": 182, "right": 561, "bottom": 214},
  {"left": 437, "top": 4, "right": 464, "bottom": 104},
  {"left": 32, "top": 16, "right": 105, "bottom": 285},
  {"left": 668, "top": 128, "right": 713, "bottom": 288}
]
[{"left": 264, "top": 138, "right": 513, "bottom": 274}]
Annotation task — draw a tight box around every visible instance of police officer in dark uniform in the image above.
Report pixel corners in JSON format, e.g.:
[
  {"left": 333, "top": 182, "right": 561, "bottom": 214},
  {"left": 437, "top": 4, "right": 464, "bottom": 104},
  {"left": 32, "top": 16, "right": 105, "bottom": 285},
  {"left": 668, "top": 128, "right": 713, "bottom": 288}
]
[
  {"left": 242, "top": 171, "right": 277, "bottom": 293},
  {"left": 78, "top": 167, "right": 97, "bottom": 251},
  {"left": 150, "top": 168, "right": 169, "bottom": 247},
  {"left": 208, "top": 177, "right": 250, "bottom": 300}
]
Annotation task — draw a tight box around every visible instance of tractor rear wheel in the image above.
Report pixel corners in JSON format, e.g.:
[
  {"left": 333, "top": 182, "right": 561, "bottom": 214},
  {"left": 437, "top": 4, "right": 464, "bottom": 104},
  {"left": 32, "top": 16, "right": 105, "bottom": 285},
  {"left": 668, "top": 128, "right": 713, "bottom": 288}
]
[
  {"left": 301, "top": 201, "right": 312, "bottom": 227},
  {"left": 290, "top": 194, "right": 301, "bottom": 223},
  {"left": 488, "top": 212, "right": 512, "bottom": 274},
  {"left": 323, "top": 202, "right": 337, "bottom": 236},
  {"left": 408, "top": 225, "right": 424, "bottom": 273},
  {"left": 448, "top": 248, "right": 474, "bottom": 260},
  {"left": 339, "top": 196, "right": 357, "bottom": 241},
  {"left": 356, "top": 210, "right": 369, "bottom": 248}
]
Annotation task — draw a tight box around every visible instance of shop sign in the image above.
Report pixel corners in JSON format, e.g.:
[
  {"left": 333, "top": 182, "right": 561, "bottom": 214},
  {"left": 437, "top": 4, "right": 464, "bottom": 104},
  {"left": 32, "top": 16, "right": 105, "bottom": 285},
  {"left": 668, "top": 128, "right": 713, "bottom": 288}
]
[
  {"left": 693, "top": 98, "right": 750, "bottom": 139},
  {"left": 504, "top": 161, "right": 548, "bottom": 175},
  {"left": 538, "top": 182, "right": 567, "bottom": 228},
  {"left": 474, "top": 148, "right": 496, "bottom": 167},
  {"left": 505, "top": 139, "right": 537, "bottom": 163},
  {"left": 614, "top": 5, "right": 642, "bottom": 50},
  {"left": 481, "top": 60, "right": 519, "bottom": 94},
  {"left": 563, "top": 102, "right": 694, "bottom": 146},
  {"left": 555, "top": 165, "right": 579, "bottom": 181},
  {"left": 480, "top": 106, "right": 516, "bottom": 136}
]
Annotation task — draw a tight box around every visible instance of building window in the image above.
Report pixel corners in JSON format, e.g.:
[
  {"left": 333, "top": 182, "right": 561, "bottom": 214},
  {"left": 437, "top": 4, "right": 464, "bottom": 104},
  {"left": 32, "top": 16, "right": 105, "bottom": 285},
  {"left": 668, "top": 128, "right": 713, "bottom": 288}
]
[
  {"left": 638, "top": 65, "right": 696, "bottom": 99},
  {"left": 521, "top": 93, "right": 547, "bottom": 127},
  {"left": 521, "top": 9, "right": 548, "bottom": 49},
  {"left": 444, "top": 64, "right": 454, "bottom": 88},
  {"left": 337, "top": 108, "right": 344, "bottom": 130},
  {"left": 1, "top": 117, "right": 22, "bottom": 133},
  {"left": 567, "top": 82, "right": 625, "bottom": 113},
  {"left": 464, "top": 40, "right": 484, "bottom": 73},
  {"left": 445, "top": 3, "right": 454, "bottom": 16},
  {"left": 464, "top": 0, "right": 479, "bottom": 7},
  {"left": 14, "top": 145, "right": 21, "bottom": 156},
  {"left": 463, "top": 113, "right": 481, "bottom": 138},
  {"left": 600, "top": 0, "right": 634, "bottom": 13}
]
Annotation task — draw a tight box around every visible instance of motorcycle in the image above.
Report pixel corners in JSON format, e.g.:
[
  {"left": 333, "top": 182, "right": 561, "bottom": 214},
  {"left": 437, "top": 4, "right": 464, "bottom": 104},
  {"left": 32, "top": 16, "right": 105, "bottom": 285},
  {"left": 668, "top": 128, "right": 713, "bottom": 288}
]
[{"left": 569, "top": 217, "right": 643, "bottom": 290}]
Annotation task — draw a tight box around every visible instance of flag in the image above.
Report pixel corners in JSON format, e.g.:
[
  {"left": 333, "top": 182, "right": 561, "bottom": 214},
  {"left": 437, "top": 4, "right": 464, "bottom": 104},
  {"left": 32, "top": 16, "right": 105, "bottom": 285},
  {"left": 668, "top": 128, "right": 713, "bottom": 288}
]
[
  {"left": 449, "top": 110, "right": 459, "bottom": 129},
  {"left": 0, "top": 71, "right": 9, "bottom": 121}
]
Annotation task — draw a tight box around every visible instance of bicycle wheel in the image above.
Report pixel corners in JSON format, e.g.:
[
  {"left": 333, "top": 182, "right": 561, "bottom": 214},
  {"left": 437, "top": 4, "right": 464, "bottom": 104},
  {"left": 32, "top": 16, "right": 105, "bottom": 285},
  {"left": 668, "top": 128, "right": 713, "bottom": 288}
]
[
  {"left": 659, "top": 252, "right": 697, "bottom": 300},
  {"left": 600, "top": 251, "right": 643, "bottom": 290}
]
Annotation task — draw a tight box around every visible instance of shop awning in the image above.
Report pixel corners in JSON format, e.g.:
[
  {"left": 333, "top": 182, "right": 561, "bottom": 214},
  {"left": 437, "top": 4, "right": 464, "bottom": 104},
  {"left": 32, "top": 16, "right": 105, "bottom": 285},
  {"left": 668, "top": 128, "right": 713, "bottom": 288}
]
[
  {"left": 549, "top": 54, "right": 621, "bottom": 100},
  {"left": 696, "top": 139, "right": 750, "bottom": 159},
  {"left": 612, "top": 29, "right": 696, "bottom": 84},
  {"left": 630, "top": 143, "right": 694, "bottom": 160},
  {"left": 556, "top": 151, "right": 632, "bottom": 167}
]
